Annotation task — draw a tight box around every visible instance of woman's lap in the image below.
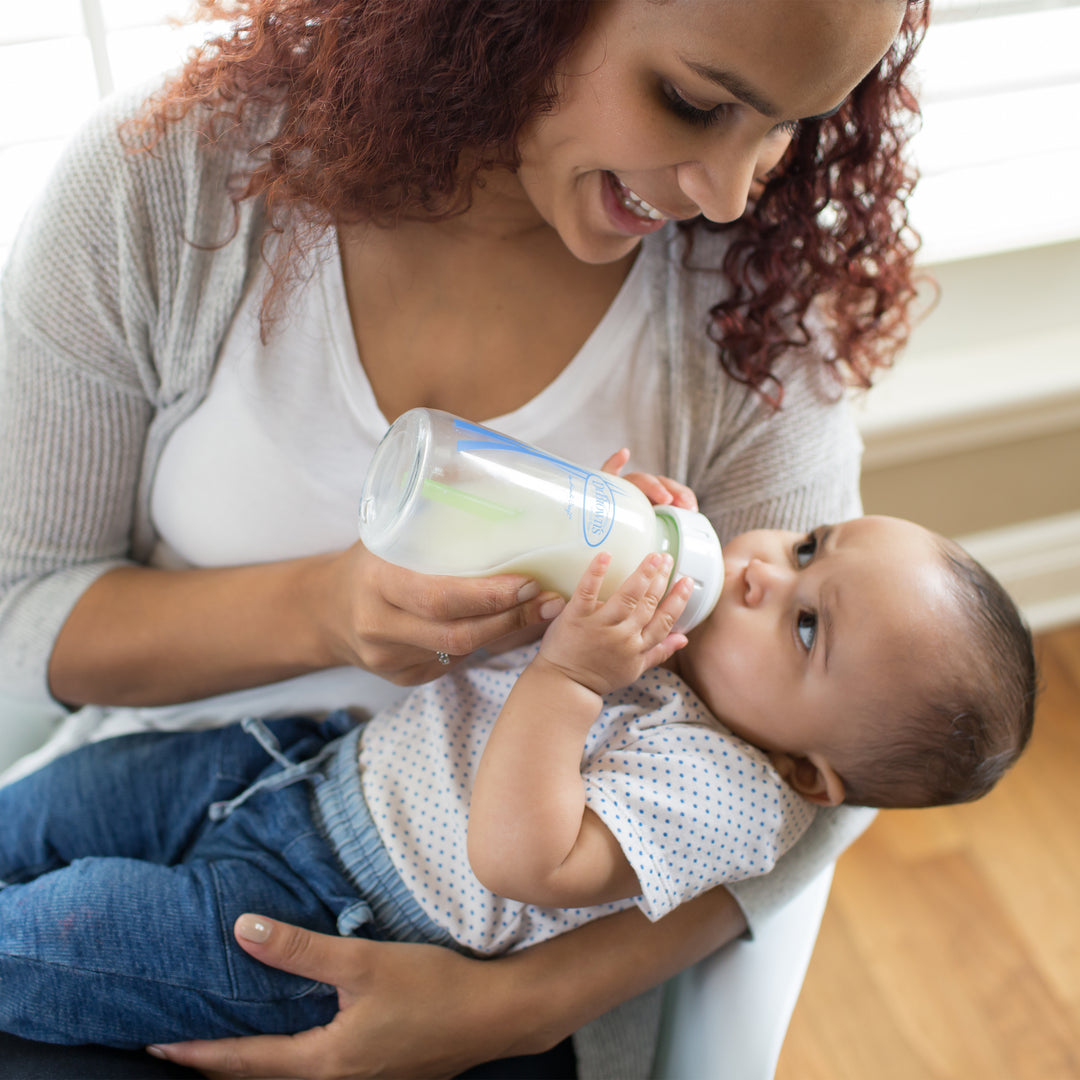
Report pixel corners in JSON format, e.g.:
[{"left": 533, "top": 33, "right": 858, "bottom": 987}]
[
  {"left": 0, "top": 717, "right": 578, "bottom": 1074},
  {"left": 0, "top": 1033, "right": 578, "bottom": 1079},
  {"left": 0, "top": 1033, "right": 203, "bottom": 1078}
]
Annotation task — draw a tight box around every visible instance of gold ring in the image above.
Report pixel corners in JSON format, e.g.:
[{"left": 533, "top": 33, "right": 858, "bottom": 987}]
[{"left": 436, "top": 651, "right": 451, "bottom": 665}]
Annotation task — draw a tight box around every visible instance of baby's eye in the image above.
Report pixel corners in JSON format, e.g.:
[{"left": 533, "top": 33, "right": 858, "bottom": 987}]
[
  {"left": 797, "top": 610, "right": 817, "bottom": 651},
  {"left": 794, "top": 533, "right": 818, "bottom": 567}
]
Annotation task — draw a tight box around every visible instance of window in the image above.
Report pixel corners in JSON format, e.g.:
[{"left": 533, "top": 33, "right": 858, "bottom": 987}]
[
  {"left": 0, "top": 1, "right": 224, "bottom": 267},
  {"left": 907, "top": 0, "right": 1080, "bottom": 263}
]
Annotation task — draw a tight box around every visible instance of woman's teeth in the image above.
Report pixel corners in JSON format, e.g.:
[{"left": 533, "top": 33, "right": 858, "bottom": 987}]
[{"left": 613, "top": 175, "right": 665, "bottom": 221}]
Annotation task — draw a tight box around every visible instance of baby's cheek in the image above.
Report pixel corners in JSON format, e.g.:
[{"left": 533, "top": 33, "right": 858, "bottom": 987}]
[{"left": 700, "top": 648, "right": 761, "bottom": 717}]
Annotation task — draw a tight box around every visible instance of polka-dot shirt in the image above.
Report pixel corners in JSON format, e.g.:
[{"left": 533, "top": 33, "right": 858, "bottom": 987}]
[{"left": 359, "top": 643, "right": 816, "bottom": 956}]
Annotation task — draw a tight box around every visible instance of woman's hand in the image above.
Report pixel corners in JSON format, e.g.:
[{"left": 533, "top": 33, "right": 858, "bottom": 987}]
[
  {"left": 601, "top": 449, "right": 698, "bottom": 511},
  {"left": 149, "top": 916, "right": 532, "bottom": 1080},
  {"left": 151, "top": 886, "right": 748, "bottom": 1080},
  {"left": 319, "top": 541, "right": 564, "bottom": 685},
  {"left": 49, "top": 550, "right": 563, "bottom": 707}
]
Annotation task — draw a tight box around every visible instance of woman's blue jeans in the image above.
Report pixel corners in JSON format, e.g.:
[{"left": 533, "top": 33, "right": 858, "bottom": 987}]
[{"left": 0, "top": 716, "right": 369, "bottom": 1048}]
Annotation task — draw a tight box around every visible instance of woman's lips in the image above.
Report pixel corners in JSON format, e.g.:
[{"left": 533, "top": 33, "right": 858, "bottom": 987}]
[{"left": 601, "top": 171, "right": 670, "bottom": 235}]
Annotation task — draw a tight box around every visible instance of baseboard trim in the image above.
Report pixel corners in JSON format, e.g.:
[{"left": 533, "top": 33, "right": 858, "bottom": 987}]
[{"left": 957, "top": 511, "right": 1080, "bottom": 634}]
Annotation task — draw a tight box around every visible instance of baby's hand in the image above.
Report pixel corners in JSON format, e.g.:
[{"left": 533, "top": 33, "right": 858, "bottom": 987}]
[
  {"left": 537, "top": 552, "right": 692, "bottom": 697},
  {"left": 601, "top": 448, "right": 698, "bottom": 511}
]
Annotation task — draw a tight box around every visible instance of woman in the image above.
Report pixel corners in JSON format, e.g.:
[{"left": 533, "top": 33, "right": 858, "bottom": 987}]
[{"left": 0, "top": 0, "right": 925, "bottom": 1076}]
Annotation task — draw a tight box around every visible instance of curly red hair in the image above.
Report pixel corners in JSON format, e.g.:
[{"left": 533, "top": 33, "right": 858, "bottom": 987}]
[
  {"left": 134, "top": 0, "right": 928, "bottom": 400},
  {"left": 698, "top": 3, "right": 929, "bottom": 402}
]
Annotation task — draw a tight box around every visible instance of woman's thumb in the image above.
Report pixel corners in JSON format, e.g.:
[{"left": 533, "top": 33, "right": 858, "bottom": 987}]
[{"left": 234, "top": 913, "right": 355, "bottom": 984}]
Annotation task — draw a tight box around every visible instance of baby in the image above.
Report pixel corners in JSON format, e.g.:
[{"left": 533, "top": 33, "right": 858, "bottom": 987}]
[{"left": 0, "top": 513, "right": 1035, "bottom": 1047}]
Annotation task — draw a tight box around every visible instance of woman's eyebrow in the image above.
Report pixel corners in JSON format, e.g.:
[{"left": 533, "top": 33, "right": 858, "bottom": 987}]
[{"left": 679, "top": 57, "right": 781, "bottom": 117}]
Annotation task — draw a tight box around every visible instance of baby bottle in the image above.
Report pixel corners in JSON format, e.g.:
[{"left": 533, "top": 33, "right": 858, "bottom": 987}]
[{"left": 358, "top": 409, "right": 723, "bottom": 632}]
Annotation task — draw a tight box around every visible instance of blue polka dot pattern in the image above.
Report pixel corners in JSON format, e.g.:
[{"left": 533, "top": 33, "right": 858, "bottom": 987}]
[{"left": 360, "top": 643, "right": 816, "bottom": 955}]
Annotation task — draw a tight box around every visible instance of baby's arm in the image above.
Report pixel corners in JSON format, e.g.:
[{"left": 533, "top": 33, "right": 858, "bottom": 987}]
[{"left": 468, "top": 552, "right": 693, "bottom": 909}]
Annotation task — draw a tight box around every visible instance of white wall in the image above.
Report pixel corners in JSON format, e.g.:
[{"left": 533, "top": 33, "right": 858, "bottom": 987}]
[{"left": 857, "top": 240, "right": 1080, "bottom": 632}]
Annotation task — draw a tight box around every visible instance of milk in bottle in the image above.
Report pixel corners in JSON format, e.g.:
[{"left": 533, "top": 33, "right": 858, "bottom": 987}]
[{"left": 358, "top": 409, "right": 723, "bottom": 631}]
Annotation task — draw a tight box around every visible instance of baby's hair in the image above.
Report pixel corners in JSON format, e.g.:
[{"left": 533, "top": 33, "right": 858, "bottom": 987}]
[{"left": 838, "top": 540, "right": 1037, "bottom": 809}]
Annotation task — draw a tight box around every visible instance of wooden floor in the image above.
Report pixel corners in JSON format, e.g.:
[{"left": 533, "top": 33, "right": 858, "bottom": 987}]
[{"left": 775, "top": 621, "right": 1080, "bottom": 1080}]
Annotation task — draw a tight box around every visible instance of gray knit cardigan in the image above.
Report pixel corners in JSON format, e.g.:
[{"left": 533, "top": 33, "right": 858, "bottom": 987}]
[{"left": 0, "top": 86, "right": 875, "bottom": 1078}]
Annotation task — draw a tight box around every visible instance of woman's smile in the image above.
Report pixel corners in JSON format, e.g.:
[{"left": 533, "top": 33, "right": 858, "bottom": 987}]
[{"left": 601, "top": 171, "right": 672, "bottom": 235}]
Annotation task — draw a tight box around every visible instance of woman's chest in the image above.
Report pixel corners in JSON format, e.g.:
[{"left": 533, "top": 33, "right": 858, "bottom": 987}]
[
  {"left": 355, "top": 305, "right": 594, "bottom": 423},
  {"left": 340, "top": 227, "right": 639, "bottom": 423},
  {"left": 150, "top": 242, "right": 668, "bottom": 568}
]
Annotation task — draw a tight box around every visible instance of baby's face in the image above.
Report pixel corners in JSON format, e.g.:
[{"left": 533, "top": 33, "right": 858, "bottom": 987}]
[{"left": 677, "top": 516, "right": 958, "bottom": 784}]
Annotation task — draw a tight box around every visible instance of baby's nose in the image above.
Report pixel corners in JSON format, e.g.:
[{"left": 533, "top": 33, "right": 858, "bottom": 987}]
[{"left": 743, "top": 558, "right": 790, "bottom": 607}]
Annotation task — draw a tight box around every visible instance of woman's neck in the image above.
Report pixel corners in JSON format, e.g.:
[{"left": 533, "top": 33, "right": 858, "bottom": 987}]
[{"left": 335, "top": 171, "right": 638, "bottom": 423}]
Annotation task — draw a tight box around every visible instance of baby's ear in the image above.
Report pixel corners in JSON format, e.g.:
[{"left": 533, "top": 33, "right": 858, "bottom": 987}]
[{"left": 768, "top": 751, "right": 845, "bottom": 807}]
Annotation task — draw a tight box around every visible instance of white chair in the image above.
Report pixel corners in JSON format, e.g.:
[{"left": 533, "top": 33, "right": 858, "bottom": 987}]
[
  {"left": 652, "top": 864, "right": 832, "bottom": 1079},
  {"left": 0, "top": 692, "right": 64, "bottom": 775}
]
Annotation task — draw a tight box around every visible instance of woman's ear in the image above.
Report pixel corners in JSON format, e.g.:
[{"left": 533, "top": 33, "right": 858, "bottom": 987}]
[{"left": 768, "top": 751, "right": 845, "bottom": 806}]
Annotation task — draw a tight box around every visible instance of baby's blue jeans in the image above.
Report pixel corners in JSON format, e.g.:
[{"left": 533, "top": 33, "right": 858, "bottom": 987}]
[{"left": 0, "top": 714, "right": 439, "bottom": 1048}]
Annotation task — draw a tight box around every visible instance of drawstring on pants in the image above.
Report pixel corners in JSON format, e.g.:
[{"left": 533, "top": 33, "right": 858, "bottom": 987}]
[{"left": 207, "top": 716, "right": 339, "bottom": 822}]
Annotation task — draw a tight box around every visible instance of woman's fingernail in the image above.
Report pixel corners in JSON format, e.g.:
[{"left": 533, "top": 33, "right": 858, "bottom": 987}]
[
  {"left": 517, "top": 581, "right": 540, "bottom": 602},
  {"left": 236, "top": 914, "right": 272, "bottom": 943},
  {"left": 146, "top": 1046, "right": 168, "bottom": 1059},
  {"left": 540, "top": 597, "right": 565, "bottom": 620}
]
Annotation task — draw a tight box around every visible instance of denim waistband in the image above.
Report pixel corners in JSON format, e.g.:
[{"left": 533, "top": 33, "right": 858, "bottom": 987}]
[{"left": 312, "top": 724, "right": 456, "bottom": 948}]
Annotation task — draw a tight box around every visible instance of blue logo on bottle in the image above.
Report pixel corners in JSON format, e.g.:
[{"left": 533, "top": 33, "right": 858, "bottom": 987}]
[{"left": 582, "top": 474, "right": 616, "bottom": 547}]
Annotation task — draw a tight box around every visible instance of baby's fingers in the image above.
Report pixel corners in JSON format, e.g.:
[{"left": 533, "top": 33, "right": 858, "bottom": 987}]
[
  {"left": 641, "top": 630, "right": 689, "bottom": 672},
  {"left": 567, "top": 552, "right": 612, "bottom": 613},
  {"left": 605, "top": 552, "right": 674, "bottom": 626},
  {"left": 601, "top": 448, "right": 631, "bottom": 476},
  {"left": 642, "top": 553, "right": 677, "bottom": 610},
  {"left": 645, "top": 575, "right": 694, "bottom": 643},
  {"left": 637, "top": 576, "right": 693, "bottom": 665}
]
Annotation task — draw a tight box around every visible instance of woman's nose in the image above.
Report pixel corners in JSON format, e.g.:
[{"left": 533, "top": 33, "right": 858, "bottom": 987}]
[
  {"left": 743, "top": 558, "right": 791, "bottom": 607},
  {"left": 675, "top": 148, "right": 758, "bottom": 224}
]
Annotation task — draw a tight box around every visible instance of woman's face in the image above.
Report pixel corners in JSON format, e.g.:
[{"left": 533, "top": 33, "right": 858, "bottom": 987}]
[{"left": 513, "top": 0, "right": 906, "bottom": 264}]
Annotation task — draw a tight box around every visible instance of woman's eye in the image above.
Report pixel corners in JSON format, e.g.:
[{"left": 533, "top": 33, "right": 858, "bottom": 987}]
[
  {"left": 772, "top": 119, "right": 801, "bottom": 139},
  {"left": 797, "top": 611, "right": 817, "bottom": 651},
  {"left": 794, "top": 534, "right": 818, "bottom": 567},
  {"left": 663, "top": 85, "right": 727, "bottom": 129}
]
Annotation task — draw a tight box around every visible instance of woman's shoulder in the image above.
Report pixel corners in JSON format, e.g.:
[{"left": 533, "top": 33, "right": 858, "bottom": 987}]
[
  {"left": 644, "top": 221, "right": 852, "bottom": 415},
  {"left": 37, "top": 77, "right": 206, "bottom": 203},
  {"left": 1, "top": 75, "right": 273, "bottom": 397},
  {"left": 22, "top": 74, "right": 279, "bottom": 250}
]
